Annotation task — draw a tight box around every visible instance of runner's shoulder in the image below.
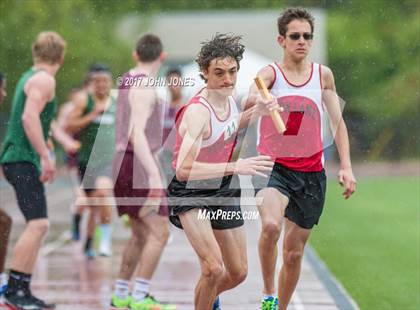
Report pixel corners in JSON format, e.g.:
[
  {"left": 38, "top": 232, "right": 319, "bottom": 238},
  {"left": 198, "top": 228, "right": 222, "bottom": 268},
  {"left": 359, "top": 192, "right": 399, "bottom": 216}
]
[
  {"left": 320, "top": 65, "right": 334, "bottom": 89},
  {"left": 71, "top": 90, "right": 89, "bottom": 109},
  {"left": 183, "top": 101, "right": 210, "bottom": 122},
  {"left": 26, "top": 71, "right": 55, "bottom": 94}
]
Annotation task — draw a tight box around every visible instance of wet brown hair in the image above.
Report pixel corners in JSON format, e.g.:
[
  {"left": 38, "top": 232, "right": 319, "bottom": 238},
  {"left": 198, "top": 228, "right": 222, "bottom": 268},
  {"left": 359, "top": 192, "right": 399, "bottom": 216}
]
[{"left": 196, "top": 33, "right": 245, "bottom": 82}]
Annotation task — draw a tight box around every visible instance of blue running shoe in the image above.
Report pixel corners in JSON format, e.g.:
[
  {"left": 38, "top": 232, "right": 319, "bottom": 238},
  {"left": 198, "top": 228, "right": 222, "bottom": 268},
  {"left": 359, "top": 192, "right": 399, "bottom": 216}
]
[
  {"left": 0, "top": 284, "right": 7, "bottom": 296},
  {"left": 213, "top": 296, "right": 221, "bottom": 310},
  {"left": 85, "top": 248, "right": 96, "bottom": 259},
  {"left": 0, "top": 283, "right": 7, "bottom": 306}
]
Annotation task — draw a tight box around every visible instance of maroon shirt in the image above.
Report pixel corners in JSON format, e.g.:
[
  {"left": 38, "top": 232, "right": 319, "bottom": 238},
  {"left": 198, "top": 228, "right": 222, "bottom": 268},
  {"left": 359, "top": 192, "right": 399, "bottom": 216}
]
[{"left": 115, "top": 71, "right": 163, "bottom": 154}]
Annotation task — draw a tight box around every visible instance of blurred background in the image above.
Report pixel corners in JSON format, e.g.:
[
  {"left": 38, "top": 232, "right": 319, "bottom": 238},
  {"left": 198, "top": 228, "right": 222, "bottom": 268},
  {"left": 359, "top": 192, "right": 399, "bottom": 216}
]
[
  {"left": 1, "top": 0, "right": 418, "bottom": 160},
  {"left": 0, "top": 1, "right": 419, "bottom": 309}
]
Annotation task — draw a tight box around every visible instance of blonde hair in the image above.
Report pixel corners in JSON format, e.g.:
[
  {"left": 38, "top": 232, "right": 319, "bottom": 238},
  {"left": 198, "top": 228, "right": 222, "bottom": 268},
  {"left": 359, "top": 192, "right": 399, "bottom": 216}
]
[{"left": 32, "top": 31, "right": 66, "bottom": 64}]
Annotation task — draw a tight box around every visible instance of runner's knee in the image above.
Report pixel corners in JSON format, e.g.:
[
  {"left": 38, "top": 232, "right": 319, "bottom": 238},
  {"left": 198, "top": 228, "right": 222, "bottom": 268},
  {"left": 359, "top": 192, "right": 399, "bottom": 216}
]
[
  {"left": 261, "top": 220, "right": 281, "bottom": 240},
  {"left": 202, "top": 258, "right": 224, "bottom": 280},
  {"left": 28, "top": 218, "right": 50, "bottom": 236},
  {"left": 283, "top": 249, "right": 303, "bottom": 267},
  {"left": 99, "top": 206, "right": 112, "bottom": 223},
  {"left": 89, "top": 205, "right": 100, "bottom": 215},
  {"left": 94, "top": 188, "right": 111, "bottom": 199},
  {"left": 148, "top": 217, "right": 169, "bottom": 245},
  {"left": 228, "top": 264, "right": 247, "bottom": 286},
  {"left": 151, "top": 225, "right": 169, "bottom": 246},
  {"left": 131, "top": 233, "right": 144, "bottom": 248}
]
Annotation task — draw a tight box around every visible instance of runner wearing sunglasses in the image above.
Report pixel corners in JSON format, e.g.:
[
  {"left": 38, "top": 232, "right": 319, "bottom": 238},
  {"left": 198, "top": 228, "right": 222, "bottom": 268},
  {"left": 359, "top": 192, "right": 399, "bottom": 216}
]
[{"left": 243, "top": 7, "right": 357, "bottom": 310}]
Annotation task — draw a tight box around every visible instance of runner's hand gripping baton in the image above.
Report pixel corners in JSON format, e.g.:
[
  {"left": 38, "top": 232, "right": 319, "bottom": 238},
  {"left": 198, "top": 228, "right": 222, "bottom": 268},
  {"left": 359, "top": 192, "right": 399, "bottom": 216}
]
[{"left": 254, "top": 76, "right": 286, "bottom": 134}]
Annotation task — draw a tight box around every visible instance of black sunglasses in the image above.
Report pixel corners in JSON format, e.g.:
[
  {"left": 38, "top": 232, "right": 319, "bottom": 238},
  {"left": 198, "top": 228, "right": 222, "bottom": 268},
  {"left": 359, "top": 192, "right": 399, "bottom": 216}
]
[{"left": 287, "top": 33, "right": 313, "bottom": 41}]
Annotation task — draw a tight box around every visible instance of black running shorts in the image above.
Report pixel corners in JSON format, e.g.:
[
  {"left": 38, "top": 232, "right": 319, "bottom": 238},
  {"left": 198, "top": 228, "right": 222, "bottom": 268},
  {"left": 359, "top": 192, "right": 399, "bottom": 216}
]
[
  {"left": 168, "top": 175, "right": 244, "bottom": 230},
  {"left": 2, "top": 162, "right": 48, "bottom": 221},
  {"left": 253, "top": 163, "right": 327, "bottom": 229}
]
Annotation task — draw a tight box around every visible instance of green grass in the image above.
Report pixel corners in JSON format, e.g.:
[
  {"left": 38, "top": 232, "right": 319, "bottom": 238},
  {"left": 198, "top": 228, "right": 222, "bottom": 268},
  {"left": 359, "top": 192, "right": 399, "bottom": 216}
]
[{"left": 310, "top": 177, "right": 420, "bottom": 310}]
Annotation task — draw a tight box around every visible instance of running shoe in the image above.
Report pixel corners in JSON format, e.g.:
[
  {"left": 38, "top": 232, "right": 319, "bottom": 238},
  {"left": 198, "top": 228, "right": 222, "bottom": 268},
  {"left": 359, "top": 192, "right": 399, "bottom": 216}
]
[
  {"left": 0, "top": 286, "right": 6, "bottom": 307},
  {"left": 110, "top": 294, "right": 131, "bottom": 309},
  {"left": 29, "top": 293, "right": 56, "bottom": 309},
  {"left": 130, "top": 294, "right": 176, "bottom": 310},
  {"left": 261, "top": 296, "right": 278, "bottom": 310},
  {"left": 212, "top": 296, "right": 221, "bottom": 310},
  {"left": 4, "top": 291, "right": 42, "bottom": 310},
  {"left": 99, "top": 241, "right": 112, "bottom": 257},
  {"left": 0, "top": 283, "right": 7, "bottom": 297},
  {"left": 85, "top": 248, "right": 96, "bottom": 259}
]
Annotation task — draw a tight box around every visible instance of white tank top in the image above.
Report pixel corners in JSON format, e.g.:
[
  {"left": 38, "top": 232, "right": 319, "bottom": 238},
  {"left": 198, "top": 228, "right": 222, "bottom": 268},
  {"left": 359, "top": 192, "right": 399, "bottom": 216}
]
[{"left": 199, "top": 96, "right": 239, "bottom": 148}]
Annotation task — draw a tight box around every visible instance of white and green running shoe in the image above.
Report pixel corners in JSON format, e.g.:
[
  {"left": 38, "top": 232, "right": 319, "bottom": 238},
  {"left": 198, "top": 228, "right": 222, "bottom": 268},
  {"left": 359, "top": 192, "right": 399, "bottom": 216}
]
[
  {"left": 130, "top": 294, "right": 176, "bottom": 310},
  {"left": 110, "top": 294, "right": 131, "bottom": 309}
]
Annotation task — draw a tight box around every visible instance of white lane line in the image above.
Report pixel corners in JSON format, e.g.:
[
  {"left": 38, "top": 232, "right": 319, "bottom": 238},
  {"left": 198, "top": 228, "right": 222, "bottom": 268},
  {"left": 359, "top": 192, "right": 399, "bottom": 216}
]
[{"left": 291, "top": 291, "right": 306, "bottom": 310}]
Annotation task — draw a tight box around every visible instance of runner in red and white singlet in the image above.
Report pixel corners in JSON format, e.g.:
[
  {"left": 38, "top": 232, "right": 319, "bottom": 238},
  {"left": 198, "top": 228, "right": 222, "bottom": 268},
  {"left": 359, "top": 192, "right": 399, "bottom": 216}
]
[
  {"left": 243, "top": 8, "right": 357, "bottom": 310},
  {"left": 168, "top": 33, "right": 276, "bottom": 310},
  {"left": 258, "top": 61, "right": 325, "bottom": 172},
  {"left": 172, "top": 91, "right": 239, "bottom": 170}
]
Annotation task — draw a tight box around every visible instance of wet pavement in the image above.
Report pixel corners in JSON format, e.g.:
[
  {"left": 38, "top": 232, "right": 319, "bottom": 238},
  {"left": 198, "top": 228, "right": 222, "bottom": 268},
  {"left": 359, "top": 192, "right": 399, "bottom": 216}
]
[{"left": 0, "top": 173, "right": 357, "bottom": 310}]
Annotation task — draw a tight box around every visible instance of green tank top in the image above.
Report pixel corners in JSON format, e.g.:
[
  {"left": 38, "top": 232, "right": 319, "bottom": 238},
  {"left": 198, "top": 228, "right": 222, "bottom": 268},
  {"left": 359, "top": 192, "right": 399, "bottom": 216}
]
[
  {"left": 77, "top": 94, "right": 116, "bottom": 168},
  {"left": 0, "top": 68, "right": 57, "bottom": 171}
]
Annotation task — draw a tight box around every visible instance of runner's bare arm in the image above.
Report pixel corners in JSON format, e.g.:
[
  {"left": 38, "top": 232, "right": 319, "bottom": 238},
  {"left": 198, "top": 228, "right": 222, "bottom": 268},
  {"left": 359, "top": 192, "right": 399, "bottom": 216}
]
[
  {"left": 21, "top": 72, "right": 55, "bottom": 160},
  {"left": 241, "top": 66, "right": 275, "bottom": 111},
  {"left": 237, "top": 104, "right": 258, "bottom": 130},
  {"left": 175, "top": 104, "right": 216, "bottom": 181},
  {"left": 129, "top": 86, "right": 162, "bottom": 182},
  {"left": 65, "top": 92, "right": 98, "bottom": 134},
  {"left": 176, "top": 105, "right": 273, "bottom": 181},
  {"left": 322, "top": 65, "right": 356, "bottom": 199},
  {"left": 56, "top": 101, "right": 75, "bottom": 131},
  {"left": 238, "top": 66, "right": 279, "bottom": 130},
  {"left": 50, "top": 121, "right": 80, "bottom": 154}
]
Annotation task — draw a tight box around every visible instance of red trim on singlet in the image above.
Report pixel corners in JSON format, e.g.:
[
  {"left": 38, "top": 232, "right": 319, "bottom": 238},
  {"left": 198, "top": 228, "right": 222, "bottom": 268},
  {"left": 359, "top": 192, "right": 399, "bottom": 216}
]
[
  {"left": 200, "top": 96, "right": 231, "bottom": 122},
  {"left": 267, "top": 64, "right": 277, "bottom": 90},
  {"left": 200, "top": 102, "right": 212, "bottom": 140},
  {"left": 275, "top": 62, "right": 314, "bottom": 88},
  {"left": 176, "top": 98, "right": 212, "bottom": 141}
]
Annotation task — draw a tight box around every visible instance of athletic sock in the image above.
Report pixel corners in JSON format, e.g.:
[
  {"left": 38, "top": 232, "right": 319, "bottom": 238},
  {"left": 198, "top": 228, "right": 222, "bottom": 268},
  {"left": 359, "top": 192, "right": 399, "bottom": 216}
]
[
  {"left": 262, "top": 293, "right": 276, "bottom": 301},
  {"left": 99, "top": 223, "right": 112, "bottom": 247},
  {"left": 84, "top": 237, "right": 93, "bottom": 252},
  {"left": 21, "top": 273, "right": 32, "bottom": 294},
  {"left": 113, "top": 279, "right": 130, "bottom": 300},
  {"left": 132, "top": 277, "right": 150, "bottom": 301},
  {"left": 6, "top": 270, "right": 31, "bottom": 296},
  {"left": 73, "top": 214, "right": 81, "bottom": 232}
]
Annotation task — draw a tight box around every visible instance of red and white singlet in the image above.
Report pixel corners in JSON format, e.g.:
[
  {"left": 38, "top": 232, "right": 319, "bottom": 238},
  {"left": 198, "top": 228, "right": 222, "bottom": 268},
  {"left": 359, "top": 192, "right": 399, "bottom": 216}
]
[
  {"left": 172, "top": 91, "right": 239, "bottom": 169},
  {"left": 257, "top": 62, "right": 325, "bottom": 172}
]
